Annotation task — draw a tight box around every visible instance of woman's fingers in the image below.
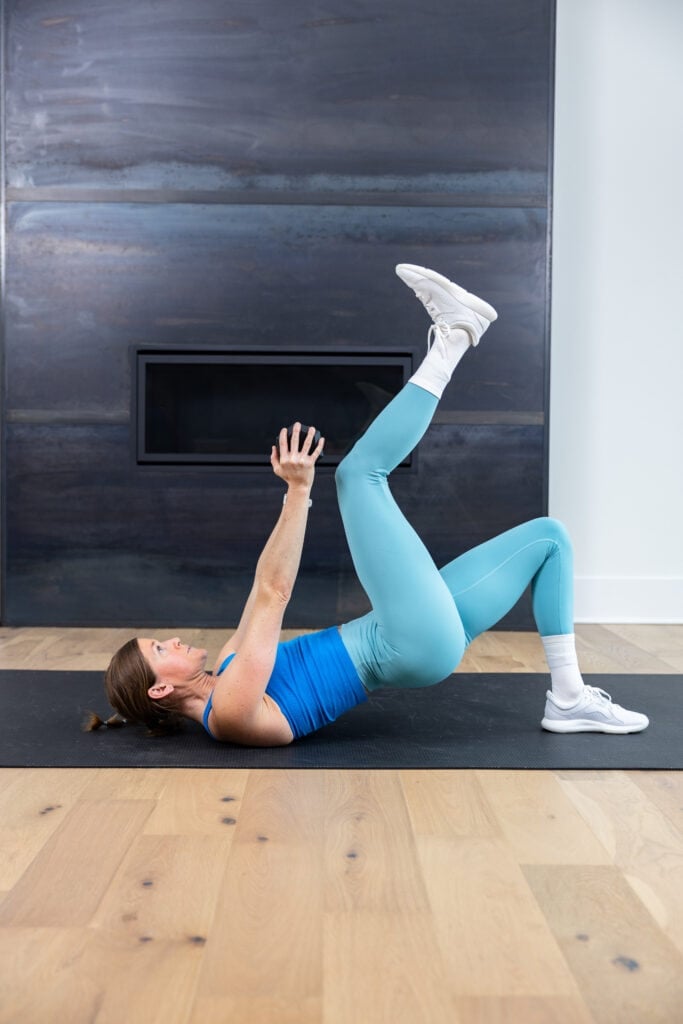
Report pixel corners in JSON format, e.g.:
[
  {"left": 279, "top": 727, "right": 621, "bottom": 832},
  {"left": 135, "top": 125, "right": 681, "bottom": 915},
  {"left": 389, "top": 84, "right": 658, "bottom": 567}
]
[
  {"left": 301, "top": 425, "right": 316, "bottom": 456},
  {"left": 276, "top": 423, "right": 324, "bottom": 464},
  {"left": 313, "top": 435, "right": 325, "bottom": 460},
  {"left": 301, "top": 426, "right": 325, "bottom": 462}
]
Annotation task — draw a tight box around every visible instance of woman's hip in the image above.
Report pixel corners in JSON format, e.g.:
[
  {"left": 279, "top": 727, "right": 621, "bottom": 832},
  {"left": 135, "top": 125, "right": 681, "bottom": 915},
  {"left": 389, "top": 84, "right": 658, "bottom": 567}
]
[{"left": 340, "top": 612, "right": 467, "bottom": 693}]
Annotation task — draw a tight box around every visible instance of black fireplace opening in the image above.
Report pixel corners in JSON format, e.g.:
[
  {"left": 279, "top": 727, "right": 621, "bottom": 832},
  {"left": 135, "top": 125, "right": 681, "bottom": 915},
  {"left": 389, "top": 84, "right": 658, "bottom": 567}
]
[{"left": 136, "top": 349, "right": 413, "bottom": 466}]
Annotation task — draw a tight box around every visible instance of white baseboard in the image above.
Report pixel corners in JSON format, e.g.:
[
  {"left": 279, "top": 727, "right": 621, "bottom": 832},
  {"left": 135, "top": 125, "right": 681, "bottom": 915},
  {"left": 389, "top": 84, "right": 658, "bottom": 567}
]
[{"left": 574, "top": 577, "right": 683, "bottom": 624}]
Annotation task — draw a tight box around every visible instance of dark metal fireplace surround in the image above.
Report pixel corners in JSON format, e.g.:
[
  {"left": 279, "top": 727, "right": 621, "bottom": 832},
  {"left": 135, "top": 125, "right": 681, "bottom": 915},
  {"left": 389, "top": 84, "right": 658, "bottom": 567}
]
[
  {"left": 136, "top": 348, "right": 414, "bottom": 468},
  {"left": 2, "top": 0, "right": 554, "bottom": 629}
]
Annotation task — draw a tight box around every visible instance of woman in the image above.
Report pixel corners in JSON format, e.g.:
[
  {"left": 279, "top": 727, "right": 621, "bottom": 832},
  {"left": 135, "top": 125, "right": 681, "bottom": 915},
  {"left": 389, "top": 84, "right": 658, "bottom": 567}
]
[{"left": 86, "top": 263, "right": 649, "bottom": 745}]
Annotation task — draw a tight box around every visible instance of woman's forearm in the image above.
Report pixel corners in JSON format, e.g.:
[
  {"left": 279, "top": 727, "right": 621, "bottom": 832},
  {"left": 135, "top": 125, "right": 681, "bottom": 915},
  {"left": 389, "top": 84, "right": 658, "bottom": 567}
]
[
  {"left": 254, "top": 420, "right": 324, "bottom": 601},
  {"left": 254, "top": 484, "right": 312, "bottom": 600}
]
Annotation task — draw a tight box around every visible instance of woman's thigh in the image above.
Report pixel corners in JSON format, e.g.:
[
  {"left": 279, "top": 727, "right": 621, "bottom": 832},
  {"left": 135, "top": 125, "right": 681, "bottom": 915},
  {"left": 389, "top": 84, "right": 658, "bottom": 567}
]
[{"left": 438, "top": 518, "right": 570, "bottom": 641}]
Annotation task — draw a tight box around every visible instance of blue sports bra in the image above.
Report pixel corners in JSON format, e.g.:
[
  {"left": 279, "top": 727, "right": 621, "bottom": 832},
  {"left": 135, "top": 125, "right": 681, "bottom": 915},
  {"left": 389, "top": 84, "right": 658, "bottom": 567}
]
[{"left": 202, "top": 626, "right": 367, "bottom": 741}]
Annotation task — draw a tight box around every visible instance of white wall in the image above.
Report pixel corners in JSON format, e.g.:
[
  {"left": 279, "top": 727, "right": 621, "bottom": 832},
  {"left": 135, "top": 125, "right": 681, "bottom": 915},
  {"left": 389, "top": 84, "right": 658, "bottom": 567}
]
[{"left": 550, "top": 0, "right": 683, "bottom": 622}]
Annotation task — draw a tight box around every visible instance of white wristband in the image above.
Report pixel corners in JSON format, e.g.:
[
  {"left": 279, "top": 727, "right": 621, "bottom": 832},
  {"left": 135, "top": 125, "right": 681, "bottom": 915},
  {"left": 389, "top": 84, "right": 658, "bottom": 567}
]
[{"left": 283, "top": 493, "right": 312, "bottom": 508}]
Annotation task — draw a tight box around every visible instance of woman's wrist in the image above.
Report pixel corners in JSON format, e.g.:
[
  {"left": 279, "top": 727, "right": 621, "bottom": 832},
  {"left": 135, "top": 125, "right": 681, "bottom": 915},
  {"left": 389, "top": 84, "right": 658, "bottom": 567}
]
[{"left": 283, "top": 489, "right": 312, "bottom": 508}]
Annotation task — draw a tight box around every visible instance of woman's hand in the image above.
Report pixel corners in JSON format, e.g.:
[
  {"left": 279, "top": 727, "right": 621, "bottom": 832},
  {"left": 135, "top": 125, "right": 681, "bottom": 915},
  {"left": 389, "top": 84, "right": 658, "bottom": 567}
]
[{"left": 271, "top": 423, "right": 325, "bottom": 491}]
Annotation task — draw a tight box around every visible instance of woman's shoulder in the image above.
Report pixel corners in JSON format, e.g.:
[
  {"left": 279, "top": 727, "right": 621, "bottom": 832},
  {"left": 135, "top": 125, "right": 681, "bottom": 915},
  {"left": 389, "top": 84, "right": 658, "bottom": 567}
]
[
  {"left": 206, "top": 649, "right": 294, "bottom": 745},
  {"left": 208, "top": 693, "right": 294, "bottom": 746}
]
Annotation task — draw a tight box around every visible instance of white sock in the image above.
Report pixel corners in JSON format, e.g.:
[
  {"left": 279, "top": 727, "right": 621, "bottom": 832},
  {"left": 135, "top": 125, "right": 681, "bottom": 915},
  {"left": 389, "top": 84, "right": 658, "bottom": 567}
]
[
  {"left": 541, "top": 633, "right": 585, "bottom": 705},
  {"left": 409, "top": 329, "right": 471, "bottom": 399}
]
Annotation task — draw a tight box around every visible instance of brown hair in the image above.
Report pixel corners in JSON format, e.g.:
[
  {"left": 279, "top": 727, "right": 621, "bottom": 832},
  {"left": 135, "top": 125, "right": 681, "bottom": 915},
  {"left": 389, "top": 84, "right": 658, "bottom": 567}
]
[{"left": 82, "top": 637, "right": 185, "bottom": 738}]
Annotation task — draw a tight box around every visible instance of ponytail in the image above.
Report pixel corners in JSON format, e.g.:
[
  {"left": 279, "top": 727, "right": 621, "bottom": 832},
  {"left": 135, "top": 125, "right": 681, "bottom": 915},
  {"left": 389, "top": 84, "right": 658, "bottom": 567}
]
[{"left": 82, "top": 710, "right": 127, "bottom": 732}]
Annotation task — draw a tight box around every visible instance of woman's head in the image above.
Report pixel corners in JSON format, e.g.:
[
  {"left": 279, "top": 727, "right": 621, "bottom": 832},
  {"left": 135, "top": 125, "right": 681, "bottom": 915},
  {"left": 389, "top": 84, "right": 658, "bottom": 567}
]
[{"left": 83, "top": 637, "right": 185, "bottom": 737}]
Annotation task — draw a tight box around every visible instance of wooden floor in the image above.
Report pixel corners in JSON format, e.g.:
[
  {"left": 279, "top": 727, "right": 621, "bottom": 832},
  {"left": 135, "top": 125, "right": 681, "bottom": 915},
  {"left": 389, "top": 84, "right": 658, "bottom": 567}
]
[{"left": 0, "top": 624, "right": 682, "bottom": 1024}]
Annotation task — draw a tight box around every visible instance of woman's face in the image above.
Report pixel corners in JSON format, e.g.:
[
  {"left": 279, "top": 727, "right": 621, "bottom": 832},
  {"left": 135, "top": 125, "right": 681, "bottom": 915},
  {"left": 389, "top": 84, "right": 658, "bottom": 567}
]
[{"left": 137, "top": 637, "right": 208, "bottom": 680}]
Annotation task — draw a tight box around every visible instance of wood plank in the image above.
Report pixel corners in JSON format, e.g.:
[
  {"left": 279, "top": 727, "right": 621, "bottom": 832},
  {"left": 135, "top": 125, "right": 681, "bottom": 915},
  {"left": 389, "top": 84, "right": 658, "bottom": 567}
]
[
  {"left": 453, "top": 995, "right": 595, "bottom": 1024},
  {"left": 229, "top": 769, "right": 328, "bottom": 847},
  {"left": 400, "top": 769, "right": 500, "bottom": 838},
  {"left": 603, "top": 624, "right": 683, "bottom": 672},
  {"left": 88, "top": 834, "right": 233, "bottom": 1024},
  {"left": 626, "top": 770, "right": 683, "bottom": 834},
  {"left": 79, "top": 766, "right": 178, "bottom": 801},
  {"left": 0, "top": 928, "right": 102, "bottom": 1024},
  {"left": 558, "top": 773, "right": 683, "bottom": 955},
  {"left": 139, "top": 768, "right": 250, "bottom": 836},
  {"left": 0, "top": 923, "right": 211, "bottom": 1024},
  {"left": 523, "top": 865, "right": 683, "bottom": 1024},
  {"left": 0, "top": 628, "right": 61, "bottom": 668},
  {"left": 194, "top": 835, "right": 323, "bottom": 1010},
  {"left": 575, "top": 625, "right": 676, "bottom": 674},
  {"left": 189, "top": 995, "right": 321, "bottom": 1024},
  {"left": 0, "top": 768, "right": 92, "bottom": 889},
  {"left": 415, "top": 836, "right": 579, "bottom": 996},
  {"left": 461, "top": 632, "right": 550, "bottom": 674},
  {"left": 323, "top": 912, "right": 456, "bottom": 1024},
  {"left": 456, "top": 632, "right": 521, "bottom": 674},
  {"left": 0, "top": 799, "right": 154, "bottom": 926},
  {"left": 491, "top": 632, "right": 550, "bottom": 672},
  {"left": 192, "top": 770, "right": 325, "bottom": 1010},
  {"left": 90, "top": 834, "right": 232, "bottom": 942},
  {"left": 79, "top": 925, "right": 209, "bottom": 1024},
  {"left": 475, "top": 770, "right": 612, "bottom": 864},
  {"left": 323, "top": 769, "right": 430, "bottom": 913}
]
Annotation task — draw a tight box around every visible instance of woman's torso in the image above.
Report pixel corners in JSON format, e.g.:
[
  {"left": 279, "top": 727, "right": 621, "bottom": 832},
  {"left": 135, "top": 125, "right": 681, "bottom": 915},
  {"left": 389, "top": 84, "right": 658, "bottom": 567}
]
[{"left": 204, "top": 626, "right": 367, "bottom": 743}]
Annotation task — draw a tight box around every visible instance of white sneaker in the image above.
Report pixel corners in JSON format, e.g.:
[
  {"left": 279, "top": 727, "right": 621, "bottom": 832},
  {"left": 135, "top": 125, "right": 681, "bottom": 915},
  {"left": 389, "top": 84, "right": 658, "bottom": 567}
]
[
  {"left": 541, "top": 686, "right": 650, "bottom": 734},
  {"left": 395, "top": 263, "right": 498, "bottom": 347}
]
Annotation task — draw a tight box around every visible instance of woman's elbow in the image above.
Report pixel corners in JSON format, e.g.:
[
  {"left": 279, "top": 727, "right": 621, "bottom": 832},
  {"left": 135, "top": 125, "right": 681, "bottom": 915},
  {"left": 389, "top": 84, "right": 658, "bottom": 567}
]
[{"left": 255, "top": 575, "right": 292, "bottom": 606}]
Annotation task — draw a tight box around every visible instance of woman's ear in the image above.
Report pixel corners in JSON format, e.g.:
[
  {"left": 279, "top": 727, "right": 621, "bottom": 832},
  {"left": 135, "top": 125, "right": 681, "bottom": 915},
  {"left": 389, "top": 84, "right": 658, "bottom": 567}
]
[{"left": 148, "top": 681, "right": 174, "bottom": 701}]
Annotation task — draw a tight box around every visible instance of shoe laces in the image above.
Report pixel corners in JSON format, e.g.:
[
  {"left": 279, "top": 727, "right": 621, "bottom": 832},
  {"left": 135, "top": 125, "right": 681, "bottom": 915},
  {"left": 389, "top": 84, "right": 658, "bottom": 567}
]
[
  {"left": 417, "top": 291, "right": 467, "bottom": 350},
  {"left": 426, "top": 318, "right": 453, "bottom": 351},
  {"left": 584, "top": 685, "right": 613, "bottom": 705},
  {"left": 416, "top": 291, "right": 451, "bottom": 349}
]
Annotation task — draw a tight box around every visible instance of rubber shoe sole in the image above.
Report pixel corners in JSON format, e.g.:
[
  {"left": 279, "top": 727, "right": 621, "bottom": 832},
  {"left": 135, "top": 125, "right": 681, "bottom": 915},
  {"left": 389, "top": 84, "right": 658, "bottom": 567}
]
[{"left": 541, "top": 716, "right": 649, "bottom": 734}]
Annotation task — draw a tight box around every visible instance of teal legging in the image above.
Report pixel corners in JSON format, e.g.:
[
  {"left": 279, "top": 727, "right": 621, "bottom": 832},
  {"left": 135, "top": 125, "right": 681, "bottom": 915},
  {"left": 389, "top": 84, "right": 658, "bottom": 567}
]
[{"left": 338, "top": 383, "right": 574, "bottom": 692}]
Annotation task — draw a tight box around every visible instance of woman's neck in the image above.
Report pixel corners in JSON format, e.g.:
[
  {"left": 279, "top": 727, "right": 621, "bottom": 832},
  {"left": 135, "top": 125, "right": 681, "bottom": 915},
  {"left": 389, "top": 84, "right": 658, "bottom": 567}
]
[{"left": 176, "top": 671, "right": 216, "bottom": 725}]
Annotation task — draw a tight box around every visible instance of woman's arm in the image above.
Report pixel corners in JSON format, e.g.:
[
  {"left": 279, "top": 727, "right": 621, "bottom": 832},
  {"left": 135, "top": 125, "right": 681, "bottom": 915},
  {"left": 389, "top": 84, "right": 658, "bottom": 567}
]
[
  {"left": 210, "top": 425, "right": 324, "bottom": 741},
  {"left": 212, "top": 424, "right": 324, "bottom": 671},
  {"left": 211, "top": 486, "right": 312, "bottom": 673}
]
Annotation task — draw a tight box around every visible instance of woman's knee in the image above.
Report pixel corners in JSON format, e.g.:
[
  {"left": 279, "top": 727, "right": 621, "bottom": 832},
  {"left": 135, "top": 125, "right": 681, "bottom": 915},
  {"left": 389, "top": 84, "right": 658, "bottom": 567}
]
[
  {"left": 335, "top": 448, "right": 379, "bottom": 493},
  {"left": 540, "top": 516, "right": 573, "bottom": 553}
]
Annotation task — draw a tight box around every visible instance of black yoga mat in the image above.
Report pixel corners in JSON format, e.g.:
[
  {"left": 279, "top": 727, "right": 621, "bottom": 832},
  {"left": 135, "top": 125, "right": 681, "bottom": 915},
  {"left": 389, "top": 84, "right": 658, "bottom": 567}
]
[{"left": 1, "top": 670, "right": 679, "bottom": 769}]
